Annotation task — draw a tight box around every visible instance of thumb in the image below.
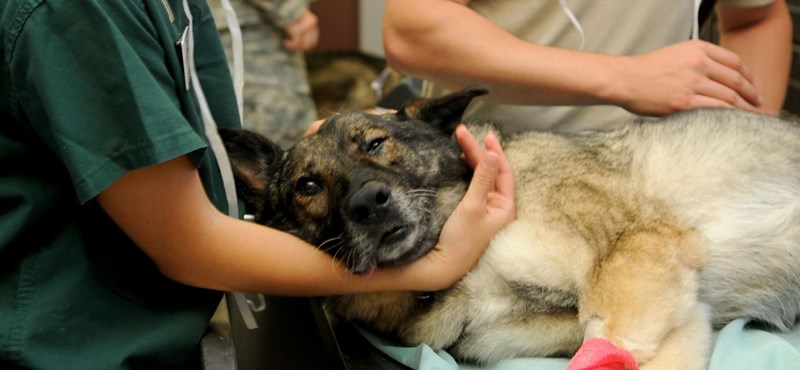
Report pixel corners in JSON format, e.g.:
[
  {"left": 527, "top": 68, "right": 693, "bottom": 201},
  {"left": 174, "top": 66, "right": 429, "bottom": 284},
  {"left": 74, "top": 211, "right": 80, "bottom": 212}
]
[{"left": 463, "top": 152, "right": 499, "bottom": 204}]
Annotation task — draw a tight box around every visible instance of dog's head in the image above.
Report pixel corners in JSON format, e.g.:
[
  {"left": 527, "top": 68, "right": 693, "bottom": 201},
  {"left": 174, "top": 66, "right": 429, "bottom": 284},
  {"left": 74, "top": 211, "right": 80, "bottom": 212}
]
[{"left": 221, "top": 86, "right": 490, "bottom": 275}]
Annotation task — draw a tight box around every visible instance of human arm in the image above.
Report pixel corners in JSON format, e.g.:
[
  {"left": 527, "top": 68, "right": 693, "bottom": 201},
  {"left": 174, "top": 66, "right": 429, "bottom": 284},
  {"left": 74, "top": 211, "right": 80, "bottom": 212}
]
[
  {"left": 716, "top": 0, "right": 792, "bottom": 115},
  {"left": 412, "top": 125, "right": 515, "bottom": 289},
  {"left": 304, "top": 117, "right": 325, "bottom": 136},
  {"left": 96, "top": 128, "right": 513, "bottom": 295},
  {"left": 383, "top": 0, "right": 763, "bottom": 116}
]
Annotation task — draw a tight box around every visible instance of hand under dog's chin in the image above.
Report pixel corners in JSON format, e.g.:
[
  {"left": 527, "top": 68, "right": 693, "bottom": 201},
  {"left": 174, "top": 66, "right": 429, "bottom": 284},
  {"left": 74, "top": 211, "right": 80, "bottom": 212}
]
[
  {"left": 377, "top": 232, "right": 437, "bottom": 267},
  {"left": 349, "top": 222, "right": 440, "bottom": 275}
]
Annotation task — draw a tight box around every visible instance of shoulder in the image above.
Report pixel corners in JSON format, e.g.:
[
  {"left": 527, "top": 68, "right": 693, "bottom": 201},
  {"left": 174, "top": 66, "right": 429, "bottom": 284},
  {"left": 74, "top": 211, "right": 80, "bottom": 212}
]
[
  {"left": 2, "top": 1, "right": 161, "bottom": 58},
  {"left": 2, "top": 0, "right": 178, "bottom": 119},
  {"left": 2, "top": 0, "right": 150, "bottom": 30}
]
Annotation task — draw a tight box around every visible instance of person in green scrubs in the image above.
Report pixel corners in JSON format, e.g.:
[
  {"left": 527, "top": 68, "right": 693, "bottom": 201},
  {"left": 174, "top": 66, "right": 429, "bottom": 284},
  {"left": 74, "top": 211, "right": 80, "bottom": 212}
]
[{"left": 0, "top": 0, "right": 515, "bottom": 368}]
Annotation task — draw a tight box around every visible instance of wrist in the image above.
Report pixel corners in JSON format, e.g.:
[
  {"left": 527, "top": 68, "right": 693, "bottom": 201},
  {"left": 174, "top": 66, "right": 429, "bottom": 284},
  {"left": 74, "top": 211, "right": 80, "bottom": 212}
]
[
  {"left": 364, "top": 264, "right": 429, "bottom": 292},
  {"left": 590, "top": 54, "right": 633, "bottom": 109}
]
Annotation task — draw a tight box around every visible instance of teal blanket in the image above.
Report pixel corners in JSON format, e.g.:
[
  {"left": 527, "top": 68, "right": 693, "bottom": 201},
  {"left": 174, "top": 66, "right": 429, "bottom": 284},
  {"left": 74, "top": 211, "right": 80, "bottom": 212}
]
[{"left": 360, "top": 319, "right": 800, "bottom": 369}]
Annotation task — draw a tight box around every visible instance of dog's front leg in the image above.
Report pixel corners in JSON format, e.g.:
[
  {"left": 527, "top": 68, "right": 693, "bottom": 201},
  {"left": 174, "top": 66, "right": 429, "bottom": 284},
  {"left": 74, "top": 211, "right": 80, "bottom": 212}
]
[{"left": 577, "top": 224, "right": 710, "bottom": 370}]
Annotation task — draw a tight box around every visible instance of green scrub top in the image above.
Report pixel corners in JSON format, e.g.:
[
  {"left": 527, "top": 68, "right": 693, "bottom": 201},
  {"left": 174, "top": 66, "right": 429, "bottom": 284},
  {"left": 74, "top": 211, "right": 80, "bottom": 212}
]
[{"left": 0, "top": 0, "right": 241, "bottom": 368}]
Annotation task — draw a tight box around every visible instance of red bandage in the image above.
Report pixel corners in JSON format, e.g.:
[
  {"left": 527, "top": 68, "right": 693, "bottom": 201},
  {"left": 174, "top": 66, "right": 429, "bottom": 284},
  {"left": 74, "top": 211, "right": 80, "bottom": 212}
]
[{"left": 566, "top": 338, "right": 640, "bottom": 370}]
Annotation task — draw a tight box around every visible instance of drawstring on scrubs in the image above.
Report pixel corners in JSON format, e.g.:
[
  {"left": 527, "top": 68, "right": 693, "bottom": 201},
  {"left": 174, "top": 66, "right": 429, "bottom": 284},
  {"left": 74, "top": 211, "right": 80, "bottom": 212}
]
[
  {"left": 219, "top": 0, "right": 245, "bottom": 123},
  {"left": 180, "top": 0, "right": 261, "bottom": 330}
]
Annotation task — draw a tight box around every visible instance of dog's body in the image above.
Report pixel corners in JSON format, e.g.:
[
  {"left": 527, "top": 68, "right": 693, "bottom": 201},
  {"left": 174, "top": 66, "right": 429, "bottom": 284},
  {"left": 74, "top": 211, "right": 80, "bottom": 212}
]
[{"left": 221, "top": 87, "right": 800, "bottom": 369}]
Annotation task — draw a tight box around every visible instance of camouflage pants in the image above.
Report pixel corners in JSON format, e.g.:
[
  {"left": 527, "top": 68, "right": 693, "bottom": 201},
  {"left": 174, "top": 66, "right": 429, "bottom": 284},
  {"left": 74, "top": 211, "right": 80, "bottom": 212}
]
[{"left": 218, "top": 23, "right": 318, "bottom": 149}]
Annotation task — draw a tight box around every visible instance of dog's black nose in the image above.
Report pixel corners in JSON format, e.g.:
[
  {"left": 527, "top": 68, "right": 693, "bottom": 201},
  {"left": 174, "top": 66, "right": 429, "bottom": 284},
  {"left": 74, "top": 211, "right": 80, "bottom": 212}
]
[{"left": 346, "top": 181, "right": 392, "bottom": 222}]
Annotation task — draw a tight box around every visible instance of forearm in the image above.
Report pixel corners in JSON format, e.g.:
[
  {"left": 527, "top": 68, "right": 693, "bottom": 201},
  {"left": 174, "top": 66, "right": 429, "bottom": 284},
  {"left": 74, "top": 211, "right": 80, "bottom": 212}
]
[
  {"left": 717, "top": 0, "right": 792, "bottom": 115},
  {"left": 385, "top": 0, "right": 769, "bottom": 116},
  {"left": 174, "top": 212, "right": 433, "bottom": 295},
  {"left": 97, "top": 156, "right": 471, "bottom": 296},
  {"left": 383, "top": 0, "right": 622, "bottom": 106}
]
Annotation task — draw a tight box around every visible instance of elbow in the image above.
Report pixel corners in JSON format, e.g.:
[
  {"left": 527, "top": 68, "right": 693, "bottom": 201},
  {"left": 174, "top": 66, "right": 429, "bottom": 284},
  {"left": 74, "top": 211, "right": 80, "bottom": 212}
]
[
  {"left": 718, "top": 1, "right": 792, "bottom": 33},
  {"left": 153, "top": 257, "right": 204, "bottom": 288},
  {"left": 148, "top": 249, "right": 220, "bottom": 290},
  {"left": 382, "top": 15, "right": 442, "bottom": 77},
  {"left": 382, "top": 26, "right": 418, "bottom": 76}
]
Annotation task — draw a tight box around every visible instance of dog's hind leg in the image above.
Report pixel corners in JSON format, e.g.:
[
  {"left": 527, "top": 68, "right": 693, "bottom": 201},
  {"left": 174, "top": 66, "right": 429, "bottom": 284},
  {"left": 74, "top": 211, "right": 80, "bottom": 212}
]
[{"left": 577, "top": 224, "right": 708, "bottom": 368}]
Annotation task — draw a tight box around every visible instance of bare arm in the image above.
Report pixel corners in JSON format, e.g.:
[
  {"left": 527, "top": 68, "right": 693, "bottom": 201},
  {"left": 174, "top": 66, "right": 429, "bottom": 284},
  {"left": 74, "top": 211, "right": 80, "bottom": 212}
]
[
  {"left": 96, "top": 129, "right": 513, "bottom": 296},
  {"left": 383, "top": 0, "right": 621, "bottom": 106},
  {"left": 717, "top": 0, "right": 792, "bottom": 115},
  {"left": 383, "top": 0, "right": 763, "bottom": 115}
]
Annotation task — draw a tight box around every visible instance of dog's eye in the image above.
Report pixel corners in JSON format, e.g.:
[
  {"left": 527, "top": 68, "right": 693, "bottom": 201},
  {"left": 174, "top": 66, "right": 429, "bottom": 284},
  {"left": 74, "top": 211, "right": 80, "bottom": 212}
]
[
  {"left": 364, "top": 137, "right": 386, "bottom": 155},
  {"left": 294, "top": 176, "right": 322, "bottom": 195}
]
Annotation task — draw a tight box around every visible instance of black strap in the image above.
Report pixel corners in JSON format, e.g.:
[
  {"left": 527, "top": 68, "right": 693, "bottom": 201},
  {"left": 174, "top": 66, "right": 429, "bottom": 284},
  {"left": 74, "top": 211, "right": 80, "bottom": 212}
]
[{"left": 698, "top": 0, "right": 717, "bottom": 28}]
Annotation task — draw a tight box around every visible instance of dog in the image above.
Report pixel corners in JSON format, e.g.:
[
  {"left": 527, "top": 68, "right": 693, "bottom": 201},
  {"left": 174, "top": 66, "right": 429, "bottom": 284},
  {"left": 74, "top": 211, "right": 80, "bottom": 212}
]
[{"left": 220, "top": 86, "right": 800, "bottom": 369}]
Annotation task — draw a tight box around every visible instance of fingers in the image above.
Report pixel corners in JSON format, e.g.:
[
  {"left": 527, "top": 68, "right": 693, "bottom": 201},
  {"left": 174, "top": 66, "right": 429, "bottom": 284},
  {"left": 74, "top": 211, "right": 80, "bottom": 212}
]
[
  {"left": 303, "top": 118, "right": 325, "bottom": 136},
  {"left": 484, "top": 132, "right": 515, "bottom": 199},
  {"left": 483, "top": 129, "right": 506, "bottom": 169},
  {"left": 463, "top": 151, "right": 500, "bottom": 206},
  {"left": 701, "top": 43, "right": 762, "bottom": 108},
  {"left": 455, "top": 125, "right": 482, "bottom": 169},
  {"left": 695, "top": 78, "right": 758, "bottom": 111},
  {"left": 702, "top": 42, "right": 755, "bottom": 83},
  {"left": 624, "top": 41, "right": 767, "bottom": 116},
  {"left": 456, "top": 124, "right": 497, "bottom": 204},
  {"left": 456, "top": 125, "right": 515, "bottom": 206},
  {"left": 456, "top": 125, "right": 514, "bottom": 198},
  {"left": 283, "top": 11, "right": 319, "bottom": 51},
  {"left": 708, "top": 45, "right": 763, "bottom": 109},
  {"left": 410, "top": 124, "right": 515, "bottom": 291},
  {"left": 283, "top": 28, "right": 317, "bottom": 51},
  {"left": 364, "top": 108, "right": 397, "bottom": 115}
]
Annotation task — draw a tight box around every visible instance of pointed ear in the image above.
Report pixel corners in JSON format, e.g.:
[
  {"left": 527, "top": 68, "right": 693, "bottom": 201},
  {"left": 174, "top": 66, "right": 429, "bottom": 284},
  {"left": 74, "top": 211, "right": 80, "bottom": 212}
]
[
  {"left": 219, "top": 128, "right": 285, "bottom": 215},
  {"left": 397, "top": 85, "right": 489, "bottom": 133}
]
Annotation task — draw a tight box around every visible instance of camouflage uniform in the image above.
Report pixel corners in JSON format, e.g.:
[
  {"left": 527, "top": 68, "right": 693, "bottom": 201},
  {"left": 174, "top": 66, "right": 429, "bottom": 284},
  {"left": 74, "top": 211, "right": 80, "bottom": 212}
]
[{"left": 209, "top": 0, "right": 317, "bottom": 149}]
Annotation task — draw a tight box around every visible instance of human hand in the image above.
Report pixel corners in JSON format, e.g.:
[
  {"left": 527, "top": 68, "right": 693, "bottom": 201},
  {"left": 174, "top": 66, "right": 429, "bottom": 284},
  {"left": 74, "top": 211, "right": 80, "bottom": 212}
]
[
  {"left": 303, "top": 118, "right": 325, "bottom": 136},
  {"left": 615, "top": 40, "right": 763, "bottom": 115},
  {"left": 403, "top": 125, "right": 515, "bottom": 291},
  {"left": 283, "top": 10, "right": 318, "bottom": 51}
]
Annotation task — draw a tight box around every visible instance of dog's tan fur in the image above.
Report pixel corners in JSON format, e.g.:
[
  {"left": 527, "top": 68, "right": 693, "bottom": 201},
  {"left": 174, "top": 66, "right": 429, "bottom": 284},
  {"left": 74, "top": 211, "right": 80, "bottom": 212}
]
[{"left": 222, "top": 87, "right": 800, "bottom": 369}]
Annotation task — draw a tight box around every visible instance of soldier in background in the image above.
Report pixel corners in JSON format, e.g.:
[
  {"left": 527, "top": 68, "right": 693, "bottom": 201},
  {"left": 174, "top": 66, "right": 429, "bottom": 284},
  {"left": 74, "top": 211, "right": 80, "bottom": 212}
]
[{"left": 210, "top": 0, "right": 319, "bottom": 149}]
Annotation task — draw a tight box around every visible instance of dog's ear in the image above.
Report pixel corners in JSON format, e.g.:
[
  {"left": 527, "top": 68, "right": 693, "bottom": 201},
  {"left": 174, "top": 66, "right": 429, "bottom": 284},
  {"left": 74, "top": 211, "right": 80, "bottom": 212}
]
[
  {"left": 219, "top": 128, "right": 284, "bottom": 215},
  {"left": 397, "top": 85, "right": 489, "bottom": 132}
]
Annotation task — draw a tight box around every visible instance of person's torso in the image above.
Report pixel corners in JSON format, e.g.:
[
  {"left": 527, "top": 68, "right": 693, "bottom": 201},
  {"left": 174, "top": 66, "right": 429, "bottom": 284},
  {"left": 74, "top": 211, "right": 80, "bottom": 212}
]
[
  {"left": 0, "top": 0, "right": 239, "bottom": 368},
  {"left": 426, "top": 0, "right": 694, "bottom": 134}
]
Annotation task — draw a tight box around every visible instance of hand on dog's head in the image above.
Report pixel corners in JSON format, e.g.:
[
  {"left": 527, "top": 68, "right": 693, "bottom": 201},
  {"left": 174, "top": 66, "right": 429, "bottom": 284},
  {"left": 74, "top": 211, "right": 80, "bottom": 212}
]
[{"left": 219, "top": 86, "right": 491, "bottom": 273}]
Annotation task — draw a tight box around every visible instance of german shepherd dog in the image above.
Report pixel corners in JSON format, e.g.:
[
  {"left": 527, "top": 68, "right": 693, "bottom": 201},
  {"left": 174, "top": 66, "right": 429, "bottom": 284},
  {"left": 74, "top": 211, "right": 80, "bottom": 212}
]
[{"left": 220, "top": 86, "right": 800, "bottom": 369}]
